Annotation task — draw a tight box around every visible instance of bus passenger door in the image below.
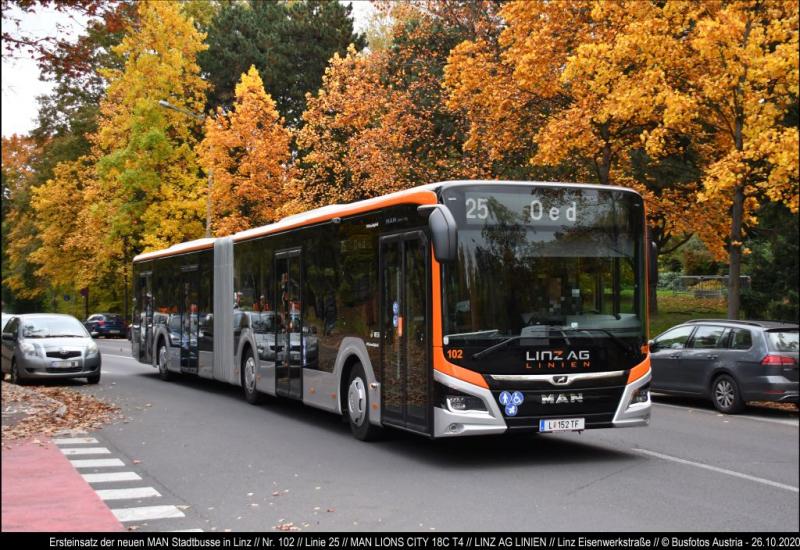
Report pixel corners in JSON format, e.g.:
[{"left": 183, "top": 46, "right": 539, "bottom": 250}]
[
  {"left": 180, "top": 264, "right": 199, "bottom": 374},
  {"left": 134, "top": 272, "right": 153, "bottom": 364},
  {"left": 275, "top": 249, "right": 302, "bottom": 400},
  {"left": 380, "top": 232, "right": 431, "bottom": 434}
]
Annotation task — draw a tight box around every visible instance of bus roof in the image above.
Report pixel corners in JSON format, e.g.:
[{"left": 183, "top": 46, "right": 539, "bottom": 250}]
[
  {"left": 133, "top": 180, "right": 642, "bottom": 263},
  {"left": 133, "top": 184, "right": 439, "bottom": 262}
]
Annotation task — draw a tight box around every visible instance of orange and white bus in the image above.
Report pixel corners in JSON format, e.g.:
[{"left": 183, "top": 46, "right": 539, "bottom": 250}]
[{"left": 131, "top": 181, "right": 652, "bottom": 440}]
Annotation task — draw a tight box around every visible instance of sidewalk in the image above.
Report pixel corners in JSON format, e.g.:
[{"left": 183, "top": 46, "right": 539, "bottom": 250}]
[{"left": 2, "top": 381, "right": 124, "bottom": 532}]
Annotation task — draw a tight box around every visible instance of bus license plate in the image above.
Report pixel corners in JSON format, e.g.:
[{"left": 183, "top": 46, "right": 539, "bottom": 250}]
[
  {"left": 52, "top": 360, "right": 79, "bottom": 368},
  {"left": 539, "top": 418, "right": 585, "bottom": 432}
]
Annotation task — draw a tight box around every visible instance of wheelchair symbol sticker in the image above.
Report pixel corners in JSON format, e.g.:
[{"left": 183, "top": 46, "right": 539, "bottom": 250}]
[{"left": 499, "top": 391, "right": 524, "bottom": 416}]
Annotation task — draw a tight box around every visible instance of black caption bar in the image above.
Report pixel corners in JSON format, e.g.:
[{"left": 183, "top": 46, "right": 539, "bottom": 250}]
[{"left": 1, "top": 533, "right": 799, "bottom": 550}]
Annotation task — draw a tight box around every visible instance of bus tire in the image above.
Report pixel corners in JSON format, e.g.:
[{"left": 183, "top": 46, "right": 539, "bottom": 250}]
[
  {"left": 345, "top": 362, "right": 381, "bottom": 441},
  {"left": 242, "top": 348, "right": 264, "bottom": 405},
  {"left": 157, "top": 341, "right": 172, "bottom": 381}
]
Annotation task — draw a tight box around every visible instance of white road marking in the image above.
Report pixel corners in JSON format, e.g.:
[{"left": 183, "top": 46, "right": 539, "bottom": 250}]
[
  {"left": 102, "top": 354, "right": 137, "bottom": 361},
  {"left": 53, "top": 437, "right": 98, "bottom": 445},
  {"left": 652, "top": 401, "right": 799, "bottom": 427},
  {"left": 70, "top": 458, "right": 126, "bottom": 468},
  {"left": 96, "top": 487, "right": 161, "bottom": 501},
  {"left": 61, "top": 447, "right": 111, "bottom": 456},
  {"left": 83, "top": 472, "right": 142, "bottom": 483},
  {"left": 112, "top": 505, "right": 185, "bottom": 522},
  {"left": 634, "top": 448, "right": 799, "bottom": 493}
]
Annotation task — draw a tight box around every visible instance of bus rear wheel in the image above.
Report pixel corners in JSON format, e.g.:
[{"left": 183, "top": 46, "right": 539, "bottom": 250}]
[
  {"left": 157, "top": 342, "right": 172, "bottom": 381},
  {"left": 242, "top": 348, "right": 263, "bottom": 405},
  {"left": 346, "top": 362, "right": 381, "bottom": 441}
]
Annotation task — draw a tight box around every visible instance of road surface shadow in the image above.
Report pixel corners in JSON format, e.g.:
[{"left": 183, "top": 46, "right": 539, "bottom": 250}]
[{"left": 652, "top": 393, "right": 798, "bottom": 418}]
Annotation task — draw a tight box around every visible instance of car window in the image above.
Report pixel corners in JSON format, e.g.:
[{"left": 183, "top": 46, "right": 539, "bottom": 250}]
[
  {"left": 728, "top": 328, "right": 752, "bottom": 350},
  {"left": 654, "top": 325, "right": 695, "bottom": 350},
  {"left": 4, "top": 318, "right": 19, "bottom": 336},
  {"left": 766, "top": 330, "right": 799, "bottom": 352},
  {"left": 689, "top": 326, "right": 728, "bottom": 349},
  {"left": 21, "top": 316, "right": 88, "bottom": 338}
]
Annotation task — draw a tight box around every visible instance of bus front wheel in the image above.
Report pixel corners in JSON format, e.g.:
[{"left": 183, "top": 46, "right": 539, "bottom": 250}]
[{"left": 346, "top": 362, "right": 381, "bottom": 441}]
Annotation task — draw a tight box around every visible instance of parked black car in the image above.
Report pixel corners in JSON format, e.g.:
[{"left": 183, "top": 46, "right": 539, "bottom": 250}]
[
  {"left": 84, "top": 313, "right": 126, "bottom": 338},
  {"left": 649, "top": 319, "right": 799, "bottom": 413}
]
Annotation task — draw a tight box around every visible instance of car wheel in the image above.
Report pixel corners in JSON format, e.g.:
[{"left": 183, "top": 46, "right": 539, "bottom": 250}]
[
  {"left": 87, "top": 372, "right": 100, "bottom": 384},
  {"left": 10, "top": 359, "right": 26, "bottom": 385},
  {"left": 712, "top": 374, "right": 744, "bottom": 414},
  {"left": 157, "top": 342, "right": 172, "bottom": 381},
  {"left": 345, "top": 362, "right": 381, "bottom": 441},
  {"left": 242, "top": 348, "right": 263, "bottom": 405}
]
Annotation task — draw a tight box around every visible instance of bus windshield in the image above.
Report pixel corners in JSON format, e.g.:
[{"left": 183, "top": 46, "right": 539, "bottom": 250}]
[{"left": 441, "top": 185, "right": 646, "bottom": 349}]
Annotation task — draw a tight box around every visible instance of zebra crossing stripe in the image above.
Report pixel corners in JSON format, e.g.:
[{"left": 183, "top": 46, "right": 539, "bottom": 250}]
[
  {"left": 112, "top": 505, "right": 186, "bottom": 522},
  {"left": 96, "top": 487, "right": 161, "bottom": 501},
  {"left": 82, "top": 472, "right": 142, "bottom": 483},
  {"left": 70, "top": 458, "right": 125, "bottom": 468},
  {"left": 53, "top": 437, "right": 99, "bottom": 445},
  {"left": 61, "top": 447, "right": 112, "bottom": 456}
]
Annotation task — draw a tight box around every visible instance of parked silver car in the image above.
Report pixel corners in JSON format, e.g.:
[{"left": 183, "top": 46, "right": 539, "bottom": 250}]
[{"left": 1, "top": 314, "right": 102, "bottom": 384}]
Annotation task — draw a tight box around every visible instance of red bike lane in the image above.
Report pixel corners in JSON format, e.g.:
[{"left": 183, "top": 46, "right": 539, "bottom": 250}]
[{"left": 1, "top": 438, "right": 124, "bottom": 532}]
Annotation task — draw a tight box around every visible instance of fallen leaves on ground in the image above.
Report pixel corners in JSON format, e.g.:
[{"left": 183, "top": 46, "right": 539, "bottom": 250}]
[{"left": 2, "top": 381, "right": 121, "bottom": 443}]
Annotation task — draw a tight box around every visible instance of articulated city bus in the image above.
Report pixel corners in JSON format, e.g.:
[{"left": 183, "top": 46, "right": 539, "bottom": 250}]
[{"left": 130, "top": 181, "right": 653, "bottom": 440}]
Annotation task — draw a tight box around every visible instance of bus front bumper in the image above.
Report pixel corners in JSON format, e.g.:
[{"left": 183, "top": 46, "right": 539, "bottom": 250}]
[{"left": 433, "top": 368, "right": 652, "bottom": 437}]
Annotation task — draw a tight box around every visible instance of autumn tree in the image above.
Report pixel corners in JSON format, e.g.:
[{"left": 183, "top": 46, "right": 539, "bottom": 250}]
[
  {"left": 90, "top": 0, "right": 209, "bottom": 256},
  {"left": 679, "top": 0, "right": 798, "bottom": 319},
  {"left": 199, "top": 66, "right": 292, "bottom": 236},
  {"left": 1, "top": 135, "right": 45, "bottom": 312}
]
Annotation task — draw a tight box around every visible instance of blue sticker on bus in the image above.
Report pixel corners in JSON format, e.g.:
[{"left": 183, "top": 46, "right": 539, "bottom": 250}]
[
  {"left": 392, "top": 301, "right": 400, "bottom": 315},
  {"left": 499, "top": 391, "right": 511, "bottom": 406},
  {"left": 505, "top": 404, "right": 518, "bottom": 416},
  {"left": 392, "top": 315, "right": 398, "bottom": 328},
  {"left": 512, "top": 391, "right": 524, "bottom": 406}
]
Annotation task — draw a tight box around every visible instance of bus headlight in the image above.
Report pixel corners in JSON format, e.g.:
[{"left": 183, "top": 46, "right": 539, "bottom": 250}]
[
  {"left": 629, "top": 384, "right": 650, "bottom": 407},
  {"left": 445, "top": 395, "right": 487, "bottom": 412}
]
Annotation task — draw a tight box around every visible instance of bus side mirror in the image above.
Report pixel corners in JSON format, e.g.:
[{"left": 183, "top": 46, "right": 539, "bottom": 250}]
[
  {"left": 418, "top": 204, "right": 458, "bottom": 263},
  {"left": 649, "top": 241, "right": 658, "bottom": 285}
]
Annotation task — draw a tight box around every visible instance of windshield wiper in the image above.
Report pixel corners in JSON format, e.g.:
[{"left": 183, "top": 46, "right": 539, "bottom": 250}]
[
  {"left": 48, "top": 334, "right": 84, "bottom": 338},
  {"left": 472, "top": 326, "right": 572, "bottom": 360},
  {"left": 566, "top": 328, "right": 637, "bottom": 356}
]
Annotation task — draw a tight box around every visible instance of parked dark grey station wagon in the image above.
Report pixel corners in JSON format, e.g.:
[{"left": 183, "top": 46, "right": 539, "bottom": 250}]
[{"left": 650, "top": 319, "right": 799, "bottom": 413}]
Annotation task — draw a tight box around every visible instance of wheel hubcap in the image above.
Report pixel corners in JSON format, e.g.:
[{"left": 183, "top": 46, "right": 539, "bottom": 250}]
[
  {"left": 244, "top": 357, "right": 256, "bottom": 392},
  {"left": 347, "top": 377, "right": 366, "bottom": 426},
  {"left": 715, "top": 380, "right": 734, "bottom": 409},
  {"left": 159, "top": 347, "right": 167, "bottom": 373}
]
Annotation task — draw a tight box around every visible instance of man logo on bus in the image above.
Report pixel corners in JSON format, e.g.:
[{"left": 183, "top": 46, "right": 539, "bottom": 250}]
[
  {"left": 499, "top": 391, "right": 524, "bottom": 416},
  {"left": 526, "top": 349, "right": 592, "bottom": 370}
]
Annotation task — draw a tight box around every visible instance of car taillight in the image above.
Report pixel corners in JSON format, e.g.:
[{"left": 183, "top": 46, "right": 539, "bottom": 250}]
[{"left": 761, "top": 355, "right": 796, "bottom": 366}]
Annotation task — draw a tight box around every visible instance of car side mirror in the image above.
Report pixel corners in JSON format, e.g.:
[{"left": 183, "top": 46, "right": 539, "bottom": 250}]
[
  {"left": 418, "top": 204, "right": 458, "bottom": 263},
  {"left": 2, "top": 332, "right": 14, "bottom": 341},
  {"left": 648, "top": 339, "right": 658, "bottom": 352}
]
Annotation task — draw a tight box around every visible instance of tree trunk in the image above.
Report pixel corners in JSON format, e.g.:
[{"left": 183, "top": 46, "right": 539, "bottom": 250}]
[{"left": 727, "top": 184, "right": 745, "bottom": 319}]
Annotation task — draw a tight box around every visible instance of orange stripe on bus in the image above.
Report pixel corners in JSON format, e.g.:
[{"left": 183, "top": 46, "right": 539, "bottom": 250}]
[
  {"left": 232, "top": 188, "right": 439, "bottom": 244},
  {"left": 627, "top": 356, "right": 651, "bottom": 384},
  {"left": 433, "top": 348, "right": 488, "bottom": 389}
]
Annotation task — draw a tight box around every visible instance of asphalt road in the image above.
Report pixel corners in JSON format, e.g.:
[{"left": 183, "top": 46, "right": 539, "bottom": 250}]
[{"left": 72, "top": 339, "right": 799, "bottom": 532}]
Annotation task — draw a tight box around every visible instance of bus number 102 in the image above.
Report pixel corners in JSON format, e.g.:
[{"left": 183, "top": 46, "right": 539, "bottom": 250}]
[{"left": 447, "top": 349, "right": 464, "bottom": 360}]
